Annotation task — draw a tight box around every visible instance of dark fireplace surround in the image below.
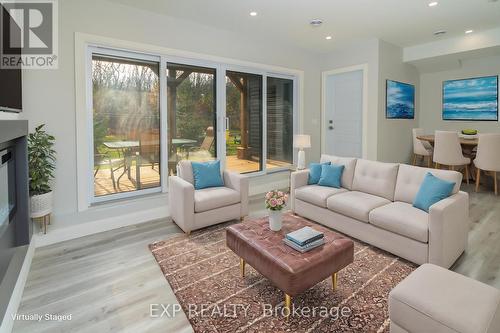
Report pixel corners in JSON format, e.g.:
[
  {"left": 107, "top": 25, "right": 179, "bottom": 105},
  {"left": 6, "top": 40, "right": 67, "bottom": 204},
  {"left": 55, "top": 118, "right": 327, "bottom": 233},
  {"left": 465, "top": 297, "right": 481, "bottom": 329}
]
[{"left": 0, "top": 120, "right": 31, "bottom": 322}]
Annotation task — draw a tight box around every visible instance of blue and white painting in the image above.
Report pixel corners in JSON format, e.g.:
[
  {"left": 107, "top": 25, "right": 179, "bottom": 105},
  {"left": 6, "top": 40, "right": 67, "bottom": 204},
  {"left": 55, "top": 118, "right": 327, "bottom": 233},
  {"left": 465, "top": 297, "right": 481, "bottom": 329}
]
[
  {"left": 443, "top": 76, "right": 498, "bottom": 121},
  {"left": 386, "top": 80, "right": 415, "bottom": 119}
]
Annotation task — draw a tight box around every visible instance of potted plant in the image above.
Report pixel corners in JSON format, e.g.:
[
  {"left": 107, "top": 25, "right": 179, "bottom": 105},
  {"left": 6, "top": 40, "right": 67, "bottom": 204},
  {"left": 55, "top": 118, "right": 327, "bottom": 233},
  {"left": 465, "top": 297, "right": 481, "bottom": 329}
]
[
  {"left": 28, "top": 124, "right": 56, "bottom": 218},
  {"left": 265, "top": 190, "right": 288, "bottom": 231}
]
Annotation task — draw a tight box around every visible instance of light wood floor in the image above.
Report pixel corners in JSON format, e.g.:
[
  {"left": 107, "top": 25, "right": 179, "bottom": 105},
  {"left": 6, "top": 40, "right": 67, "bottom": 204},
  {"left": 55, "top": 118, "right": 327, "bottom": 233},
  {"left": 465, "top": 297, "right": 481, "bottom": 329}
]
[{"left": 12, "top": 186, "right": 500, "bottom": 332}]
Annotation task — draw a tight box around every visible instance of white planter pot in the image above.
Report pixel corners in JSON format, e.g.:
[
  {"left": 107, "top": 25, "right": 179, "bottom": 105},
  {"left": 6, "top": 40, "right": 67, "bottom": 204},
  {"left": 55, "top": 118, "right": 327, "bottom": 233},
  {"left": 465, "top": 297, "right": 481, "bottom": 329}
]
[
  {"left": 268, "top": 209, "right": 283, "bottom": 231},
  {"left": 30, "top": 191, "right": 53, "bottom": 218}
]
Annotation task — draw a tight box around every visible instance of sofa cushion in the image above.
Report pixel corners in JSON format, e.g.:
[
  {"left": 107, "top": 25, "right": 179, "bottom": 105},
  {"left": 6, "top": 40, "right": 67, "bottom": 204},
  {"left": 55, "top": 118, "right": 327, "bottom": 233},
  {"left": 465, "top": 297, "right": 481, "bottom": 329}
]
[
  {"left": 351, "top": 159, "right": 399, "bottom": 201},
  {"left": 320, "top": 154, "right": 357, "bottom": 190},
  {"left": 327, "top": 191, "right": 390, "bottom": 223},
  {"left": 369, "top": 202, "right": 429, "bottom": 243},
  {"left": 308, "top": 162, "right": 331, "bottom": 184},
  {"left": 318, "top": 164, "right": 344, "bottom": 188},
  {"left": 413, "top": 172, "right": 456, "bottom": 212},
  {"left": 295, "top": 185, "right": 347, "bottom": 208},
  {"left": 194, "top": 187, "right": 240, "bottom": 213},
  {"left": 394, "top": 164, "right": 463, "bottom": 204},
  {"left": 389, "top": 264, "right": 500, "bottom": 333}
]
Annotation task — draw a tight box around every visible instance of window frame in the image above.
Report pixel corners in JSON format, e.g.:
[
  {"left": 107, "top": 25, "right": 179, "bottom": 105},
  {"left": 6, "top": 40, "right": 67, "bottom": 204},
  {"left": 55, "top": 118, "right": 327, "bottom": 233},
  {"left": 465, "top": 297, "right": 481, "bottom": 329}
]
[
  {"left": 82, "top": 41, "right": 300, "bottom": 207},
  {"left": 87, "top": 46, "right": 163, "bottom": 204}
]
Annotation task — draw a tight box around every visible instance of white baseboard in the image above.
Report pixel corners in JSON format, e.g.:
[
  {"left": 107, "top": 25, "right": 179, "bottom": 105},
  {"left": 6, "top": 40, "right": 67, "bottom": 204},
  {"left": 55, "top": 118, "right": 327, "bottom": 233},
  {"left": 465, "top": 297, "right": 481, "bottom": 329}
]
[
  {"left": 33, "top": 205, "right": 170, "bottom": 248},
  {"left": 0, "top": 239, "right": 36, "bottom": 333}
]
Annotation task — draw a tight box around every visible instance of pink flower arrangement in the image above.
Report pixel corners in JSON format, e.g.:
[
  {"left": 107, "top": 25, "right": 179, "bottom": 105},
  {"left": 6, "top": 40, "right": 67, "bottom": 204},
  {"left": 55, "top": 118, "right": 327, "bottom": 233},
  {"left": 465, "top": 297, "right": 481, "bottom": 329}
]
[{"left": 265, "top": 190, "right": 288, "bottom": 211}]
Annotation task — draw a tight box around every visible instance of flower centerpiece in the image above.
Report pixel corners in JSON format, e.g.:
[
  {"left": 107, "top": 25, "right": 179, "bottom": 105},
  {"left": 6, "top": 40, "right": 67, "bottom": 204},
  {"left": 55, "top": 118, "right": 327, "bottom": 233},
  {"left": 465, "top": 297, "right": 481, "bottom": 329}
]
[{"left": 265, "top": 190, "right": 288, "bottom": 231}]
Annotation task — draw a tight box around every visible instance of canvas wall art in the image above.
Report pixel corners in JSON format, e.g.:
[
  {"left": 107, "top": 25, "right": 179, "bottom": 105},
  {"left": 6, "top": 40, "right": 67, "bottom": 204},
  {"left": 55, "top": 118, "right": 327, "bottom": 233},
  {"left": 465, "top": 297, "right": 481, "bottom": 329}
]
[
  {"left": 386, "top": 80, "right": 415, "bottom": 119},
  {"left": 442, "top": 76, "right": 498, "bottom": 121}
]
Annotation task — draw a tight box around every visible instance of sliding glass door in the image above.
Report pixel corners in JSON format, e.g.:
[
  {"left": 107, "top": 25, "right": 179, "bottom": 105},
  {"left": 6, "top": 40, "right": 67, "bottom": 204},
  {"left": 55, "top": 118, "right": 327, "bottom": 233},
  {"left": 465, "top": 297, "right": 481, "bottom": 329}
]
[
  {"left": 87, "top": 46, "right": 298, "bottom": 204},
  {"left": 166, "top": 63, "right": 217, "bottom": 175},
  {"left": 267, "top": 77, "right": 294, "bottom": 169},
  {"left": 225, "top": 71, "right": 263, "bottom": 173},
  {"left": 91, "top": 53, "right": 160, "bottom": 198}
]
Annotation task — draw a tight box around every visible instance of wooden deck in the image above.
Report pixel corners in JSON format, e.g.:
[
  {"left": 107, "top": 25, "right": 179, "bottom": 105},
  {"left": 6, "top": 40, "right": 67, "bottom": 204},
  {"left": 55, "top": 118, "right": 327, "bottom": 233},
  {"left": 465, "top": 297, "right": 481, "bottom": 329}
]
[{"left": 94, "top": 157, "right": 291, "bottom": 197}]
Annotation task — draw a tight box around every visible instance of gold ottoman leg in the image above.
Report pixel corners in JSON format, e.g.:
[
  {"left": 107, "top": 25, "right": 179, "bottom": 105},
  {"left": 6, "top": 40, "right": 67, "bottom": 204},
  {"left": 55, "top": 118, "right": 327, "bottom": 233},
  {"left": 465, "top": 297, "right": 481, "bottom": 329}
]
[
  {"left": 240, "top": 258, "right": 246, "bottom": 277},
  {"left": 332, "top": 272, "right": 338, "bottom": 291},
  {"left": 285, "top": 294, "right": 291, "bottom": 319}
]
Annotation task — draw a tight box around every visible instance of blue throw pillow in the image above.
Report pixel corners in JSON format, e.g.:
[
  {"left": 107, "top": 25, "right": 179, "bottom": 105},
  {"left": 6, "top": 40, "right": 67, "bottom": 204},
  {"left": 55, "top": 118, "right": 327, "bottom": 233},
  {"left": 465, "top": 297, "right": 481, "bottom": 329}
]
[
  {"left": 308, "top": 162, "right": 331, "bottom": 184},
  {"left": 191, "top": 160, "right": 224, "bottom": 190},
  {"left": 318, "top": 164, "right": 345, "bottom": 188},
  {"left": 413, "top": 172, "right": 455, "bottom": 212}
]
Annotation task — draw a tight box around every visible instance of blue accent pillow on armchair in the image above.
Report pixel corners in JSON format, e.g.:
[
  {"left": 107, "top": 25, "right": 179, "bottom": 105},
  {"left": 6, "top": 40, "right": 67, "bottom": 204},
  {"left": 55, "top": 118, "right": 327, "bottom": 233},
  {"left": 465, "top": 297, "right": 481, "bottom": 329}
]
[
  {"left": 413, "top": 172, "right": 455, "bottom": 212},
  {"left": 191, "top": 160, "right": 224, "bottom": 190},
  {"left": 318, "top": 164, "right": 345, "bottom": 188},
  {"left": 308, "top": 162, "right": 331, "bottom": 184}
]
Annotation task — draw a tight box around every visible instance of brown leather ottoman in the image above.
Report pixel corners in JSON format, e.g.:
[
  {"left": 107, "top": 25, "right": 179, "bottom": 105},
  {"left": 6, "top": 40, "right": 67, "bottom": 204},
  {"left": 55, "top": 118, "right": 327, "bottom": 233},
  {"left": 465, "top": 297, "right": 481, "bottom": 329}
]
[{"left": 226, "top": 213, "right": 354, "bottom": 315}]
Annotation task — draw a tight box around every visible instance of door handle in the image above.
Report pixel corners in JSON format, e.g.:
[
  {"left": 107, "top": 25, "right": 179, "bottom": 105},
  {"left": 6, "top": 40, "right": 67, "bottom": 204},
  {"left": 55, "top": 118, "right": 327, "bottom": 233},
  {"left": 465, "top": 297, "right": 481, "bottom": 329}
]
[{"left": 225, "top": 117, "right": 230, "bottom": 131}]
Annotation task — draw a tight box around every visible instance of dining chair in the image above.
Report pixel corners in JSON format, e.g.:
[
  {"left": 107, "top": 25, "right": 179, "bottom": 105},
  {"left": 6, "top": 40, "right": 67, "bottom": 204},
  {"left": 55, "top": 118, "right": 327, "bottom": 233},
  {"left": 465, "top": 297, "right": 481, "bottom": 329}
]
[
  {"left": 412, "top": 128, "right": 433, "bottom": 167},
  {"left": 474, "top": 133, "right": 500, "bottom": 195},
  {"left": 433, "top": 131, "right": 470, "bottom": 184}
]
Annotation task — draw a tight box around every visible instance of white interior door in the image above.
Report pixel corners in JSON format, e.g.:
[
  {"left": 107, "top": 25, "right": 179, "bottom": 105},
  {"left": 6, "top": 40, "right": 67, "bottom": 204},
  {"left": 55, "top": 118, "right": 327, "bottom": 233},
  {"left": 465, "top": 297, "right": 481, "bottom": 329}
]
[{"left": 323, "top": 70, "right": 363, "bottom": 157}]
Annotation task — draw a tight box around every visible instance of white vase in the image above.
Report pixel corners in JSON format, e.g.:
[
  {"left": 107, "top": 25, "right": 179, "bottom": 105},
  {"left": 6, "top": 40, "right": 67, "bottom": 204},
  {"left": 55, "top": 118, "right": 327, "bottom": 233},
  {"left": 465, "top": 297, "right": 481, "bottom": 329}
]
[
  {"left": 268, "top": 209, "right": 283, "bottom": 231},
  {"left": 30, "top": 191, "right": 53, "bottom": 218}
]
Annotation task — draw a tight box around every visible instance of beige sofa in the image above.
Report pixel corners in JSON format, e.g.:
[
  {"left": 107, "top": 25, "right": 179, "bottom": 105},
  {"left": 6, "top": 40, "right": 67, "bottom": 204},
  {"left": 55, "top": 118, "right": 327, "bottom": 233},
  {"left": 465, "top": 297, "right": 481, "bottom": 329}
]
[
  {"left": 291, "top": 154, "right": 469, "bottom": 268},
  {"left": 390, "top": 264, "right": 500, "bottom": 333},
  {"left": 169, "top": 160, "right": 249, "bottom": 234}
]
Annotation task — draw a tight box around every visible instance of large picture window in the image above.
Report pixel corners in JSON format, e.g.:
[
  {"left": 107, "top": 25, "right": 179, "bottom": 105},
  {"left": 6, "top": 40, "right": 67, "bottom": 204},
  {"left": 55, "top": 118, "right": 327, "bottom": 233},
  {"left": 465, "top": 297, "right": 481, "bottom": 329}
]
[
  {"left": 92, "top": 54, "right": 161, "bottom": 198},
  {"left": 86, "top": 46, "right": 298, "bottom": 204}
]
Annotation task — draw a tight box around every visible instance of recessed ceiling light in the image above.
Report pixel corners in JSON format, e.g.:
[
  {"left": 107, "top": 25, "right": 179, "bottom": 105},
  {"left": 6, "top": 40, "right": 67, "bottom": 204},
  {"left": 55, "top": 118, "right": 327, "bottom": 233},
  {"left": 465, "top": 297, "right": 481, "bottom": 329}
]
[
  {"left": 310, "top": 19, "right": 323, "bottom": 27},
  {"left": 325, "top": 36, "right": 332, "bottom": 40},
  {"left": 465, "top": 29, "right": 474, "bottom": 34},
  {"left": 433, "top": 30, "right": 446, "bottom": 36},
  {"left": 249, "top": 11, "right": 257, "bottom": 16},
  {"left": 428, "top": 2, "right": 438, "bottom": 7}
]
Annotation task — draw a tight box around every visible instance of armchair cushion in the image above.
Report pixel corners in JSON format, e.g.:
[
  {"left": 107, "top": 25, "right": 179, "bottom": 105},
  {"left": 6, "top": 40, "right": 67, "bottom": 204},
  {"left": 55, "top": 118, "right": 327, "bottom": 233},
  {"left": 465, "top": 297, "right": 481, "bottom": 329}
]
[
  {"left": 194, "top": 187, "right": 240, "bottom": 213},
  {"left": 191, "top": 160, "right": 224, "bottom": 190}
]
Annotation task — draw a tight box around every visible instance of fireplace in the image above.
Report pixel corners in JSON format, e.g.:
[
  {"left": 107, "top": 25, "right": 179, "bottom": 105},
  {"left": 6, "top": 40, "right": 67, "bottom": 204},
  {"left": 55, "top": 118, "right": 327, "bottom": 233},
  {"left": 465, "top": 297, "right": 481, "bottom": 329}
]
[
  {"left": 0, "top": 120, "right": 30, "bottom": 323},
  {"left": 0, "top": 148, "right": 16, "bottom": 238}
]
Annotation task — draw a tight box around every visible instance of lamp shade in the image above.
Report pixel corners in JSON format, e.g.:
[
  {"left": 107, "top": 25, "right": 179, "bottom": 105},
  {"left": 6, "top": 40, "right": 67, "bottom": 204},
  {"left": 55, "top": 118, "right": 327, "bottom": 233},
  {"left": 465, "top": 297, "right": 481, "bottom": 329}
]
[{"left": 293, "top": 135, "right": 311, "bottom": 149}]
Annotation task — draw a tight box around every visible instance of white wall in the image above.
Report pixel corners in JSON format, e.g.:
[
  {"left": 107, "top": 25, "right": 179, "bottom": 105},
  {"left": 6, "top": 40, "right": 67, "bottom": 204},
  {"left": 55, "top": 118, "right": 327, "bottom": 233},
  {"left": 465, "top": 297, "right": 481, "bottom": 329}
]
[
  {"left": 419, "top": 55, "right": 500, "bottom": 134},
  {"left": 378, "top": 40, "right": 420, "bottom": 163},
  {"left": 21, "top": 0, "right": 322, "bottom": 233}
]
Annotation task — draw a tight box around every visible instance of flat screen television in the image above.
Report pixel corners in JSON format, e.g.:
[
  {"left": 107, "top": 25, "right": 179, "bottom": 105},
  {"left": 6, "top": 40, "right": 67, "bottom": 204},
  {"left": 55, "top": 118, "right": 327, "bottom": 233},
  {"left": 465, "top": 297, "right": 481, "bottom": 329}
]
[{"left": 0, "top": 4, "right": 22, "bottom": 113}]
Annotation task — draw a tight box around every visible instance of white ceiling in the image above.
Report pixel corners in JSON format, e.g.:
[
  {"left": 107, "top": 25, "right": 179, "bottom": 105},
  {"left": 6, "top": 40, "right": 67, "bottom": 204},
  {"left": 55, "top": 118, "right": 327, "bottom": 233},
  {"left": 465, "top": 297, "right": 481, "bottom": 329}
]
[{"left": 110, "top": 0, "right": 500, "bottom": 53}]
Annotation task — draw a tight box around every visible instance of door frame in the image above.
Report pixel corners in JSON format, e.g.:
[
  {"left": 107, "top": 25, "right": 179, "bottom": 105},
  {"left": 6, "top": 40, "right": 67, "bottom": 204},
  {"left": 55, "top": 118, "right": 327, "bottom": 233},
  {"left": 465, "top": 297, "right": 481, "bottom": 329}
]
[{"left": 321, "top": 64, "right": 369, "bottom": 159}]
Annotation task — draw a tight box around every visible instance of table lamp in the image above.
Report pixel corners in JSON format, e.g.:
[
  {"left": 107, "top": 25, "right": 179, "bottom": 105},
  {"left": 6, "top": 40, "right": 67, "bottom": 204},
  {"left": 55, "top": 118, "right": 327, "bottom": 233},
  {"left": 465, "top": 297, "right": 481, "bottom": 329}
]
[{"left": 294, "top": 134, "right": 311, "bottom": 170}]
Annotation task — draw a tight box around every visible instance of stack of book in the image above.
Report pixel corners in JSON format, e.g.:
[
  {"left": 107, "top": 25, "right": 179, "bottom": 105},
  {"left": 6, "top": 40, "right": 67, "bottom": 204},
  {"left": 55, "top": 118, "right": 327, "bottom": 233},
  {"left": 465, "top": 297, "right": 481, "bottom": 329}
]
[{"left": 283, "top": 226, "right": 325, "bottom": 253}]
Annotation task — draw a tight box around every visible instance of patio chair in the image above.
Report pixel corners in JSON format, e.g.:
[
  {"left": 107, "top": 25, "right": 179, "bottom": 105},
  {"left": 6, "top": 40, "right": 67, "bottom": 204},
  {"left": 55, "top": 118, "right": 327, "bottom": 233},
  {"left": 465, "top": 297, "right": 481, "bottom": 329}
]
[
  {"left": 139, "top": 130, "right": 160, "bottom": 171},
  {"left": 185, "top": 126, "right": 215, "bottom": 160},
  {"left": 93, "top": 146, "right": 125, "bottom": 191}
]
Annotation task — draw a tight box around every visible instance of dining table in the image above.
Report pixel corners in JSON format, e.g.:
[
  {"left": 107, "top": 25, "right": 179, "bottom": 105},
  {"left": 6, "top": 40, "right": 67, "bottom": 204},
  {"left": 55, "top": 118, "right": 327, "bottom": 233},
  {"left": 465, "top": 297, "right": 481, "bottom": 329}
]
[
  {"left": 103, "top": 138, "right": 198, "bottom": 190},
  {"left": 416, "top": 135, "right": 479, "bottom": 147}
]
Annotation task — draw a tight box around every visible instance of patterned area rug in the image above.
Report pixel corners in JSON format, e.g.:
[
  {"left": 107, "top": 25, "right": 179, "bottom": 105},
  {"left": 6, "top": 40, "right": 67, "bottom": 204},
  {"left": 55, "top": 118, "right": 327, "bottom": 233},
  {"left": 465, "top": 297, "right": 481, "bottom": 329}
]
[{"left": 149, "top": 214, "right": 416, "bottom": 333}]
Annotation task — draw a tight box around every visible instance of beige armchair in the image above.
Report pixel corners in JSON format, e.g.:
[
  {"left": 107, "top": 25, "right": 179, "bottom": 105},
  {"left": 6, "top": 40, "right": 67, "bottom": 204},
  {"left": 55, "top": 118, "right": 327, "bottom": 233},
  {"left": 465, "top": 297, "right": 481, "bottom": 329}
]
[{"left": 168, "top": 160, "right": 249, "bottom": 234}]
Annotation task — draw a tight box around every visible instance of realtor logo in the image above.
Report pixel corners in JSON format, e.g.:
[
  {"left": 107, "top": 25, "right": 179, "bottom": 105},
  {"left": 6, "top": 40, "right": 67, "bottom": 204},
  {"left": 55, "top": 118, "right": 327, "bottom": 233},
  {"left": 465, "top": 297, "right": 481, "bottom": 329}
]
[{"left": 0, "top": 0, "right": 58, "bottom": 69}]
